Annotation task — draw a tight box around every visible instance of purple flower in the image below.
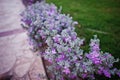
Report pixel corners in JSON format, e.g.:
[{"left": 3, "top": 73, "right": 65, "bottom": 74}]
[
  {"left": 47, "top": 5, "right": 57, "bottom": 16},
  {"left": 97, "top": 70, "right": 102, "bottom": 75},
  {"left": 60, "top": 77, "right": 64, "bottom": 80},
  {"left": 41, "top": 35, "right": 46, "bottom": 39},
  {"left": 49, "top": 25, "right": 54, "bottom": 30},
  {"left": 56, "top": 66, "right": 61, "bottom": 70},
  {"left": 71, "top": 35, "right": 77, "bottom": 40},
  {"left": 82, "top": 73, "right": 87, "bottom": 79},
  {"left": 51, "top": 48, "right": 56, "bottom": 54},
  {"left": 67, "top": 48, "right": 72, "bottom": 53},
  {"left": 71, "top": 32, "right": 77, "bottom": 40},
  {"left": 91, "top": 51, "right": 100, "bottom": 57},
  {"left": 90, "top": 39, "right": 100, "bottom": 52},
  {"left": 38, "top": 30, "right": 46, "bottom": 39},
  {"left": 38, "top": 43, "right": 42, "bottom": 47},
  {"left": 92, "top": 44, "right": 100, "bottom": 51},
  {"left": 82, "top": 65, "right": 86, "bottom": 70},
  {"left": 116, "top": 71, "right": 120, "bottom": 77},
  {"left": 90, "top": 75, "right": 95, "bottom": 79},
  {"left": 28, "top": 27, "right": 34, "bottom": 33},
  {"left": 70, "top": 74, "right": 76, "bottom": 79},
  {"left": 86, "top": 51, "right": 101, "bottom": 64},
  {"left": 64, "top": 37, "right": 71, "bottom": 43},
  {"left": 103, "top": 69, "right": 111, "bottom": 78},
  {"left": 53, "top": 35, "right": 61, "bottom": 43},
  {"left": 63, "top": 68, "right": 70, "bottom": 74},
  {"left": 28, "top": 39, "right": 34, "bottom": 45},
  {"left": 56, "top": 55, "right": 65, "bottom": 62},
  {"left": 24, "top": 19, "right": 32, "bottom": 25},
  {"left": 47, "top": 58, "right": 52, "bottom": 63},
  {"left": 94, "top": 58, "right": 101, "bottom": 64}
]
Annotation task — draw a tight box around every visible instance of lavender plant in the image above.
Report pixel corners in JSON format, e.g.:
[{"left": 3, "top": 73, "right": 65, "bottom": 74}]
[{"left": 21, "top": 1, "right": 120, "bottom": 80}]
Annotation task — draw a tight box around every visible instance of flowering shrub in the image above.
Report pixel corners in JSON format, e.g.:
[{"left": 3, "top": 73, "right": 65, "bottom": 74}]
[{"left": 21, "top": 1, "right": 120, "bottom": 80}]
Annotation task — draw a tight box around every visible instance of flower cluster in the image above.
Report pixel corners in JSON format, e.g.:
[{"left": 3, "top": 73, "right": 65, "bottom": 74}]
[
  {"left": 21, "top": 2, "right": 120, "bottom": 80},
  {"left": 25, "top": 0, "right": 43, "bottom": 5},
  {"left": 86, "top": 35, "right": 101, "bottom": 65},
  {"left": 85, "top": 35, "right": 120, "bottom": 79}
]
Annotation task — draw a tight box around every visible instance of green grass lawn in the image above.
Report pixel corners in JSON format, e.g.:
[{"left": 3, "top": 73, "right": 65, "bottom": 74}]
[{"left": 46, "top": 0, "right": 120, "bottom": 79}]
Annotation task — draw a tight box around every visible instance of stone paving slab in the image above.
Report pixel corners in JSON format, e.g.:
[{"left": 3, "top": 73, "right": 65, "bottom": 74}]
[
  {"left": 29, "top": 56, "right": 47, "bottom": 80},
  {"left": 0, "top": 0, "right": 47, "bottom": 79},
  {"left": 0, "top": 30, "right": 47, "bottom": 80},
  {"left": 0, "top": 0, "right": 25, "bottom": 32}
]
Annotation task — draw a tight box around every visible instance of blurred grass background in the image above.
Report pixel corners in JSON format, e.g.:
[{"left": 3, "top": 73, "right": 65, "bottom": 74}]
[{"left": 46, "top": 0, "right": 120, "bottom": 79}]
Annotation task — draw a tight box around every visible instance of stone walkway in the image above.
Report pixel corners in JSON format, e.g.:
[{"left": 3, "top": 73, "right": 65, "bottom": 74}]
[{"left": 0, "top": 0, "right": 47, "bottom": 80}]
